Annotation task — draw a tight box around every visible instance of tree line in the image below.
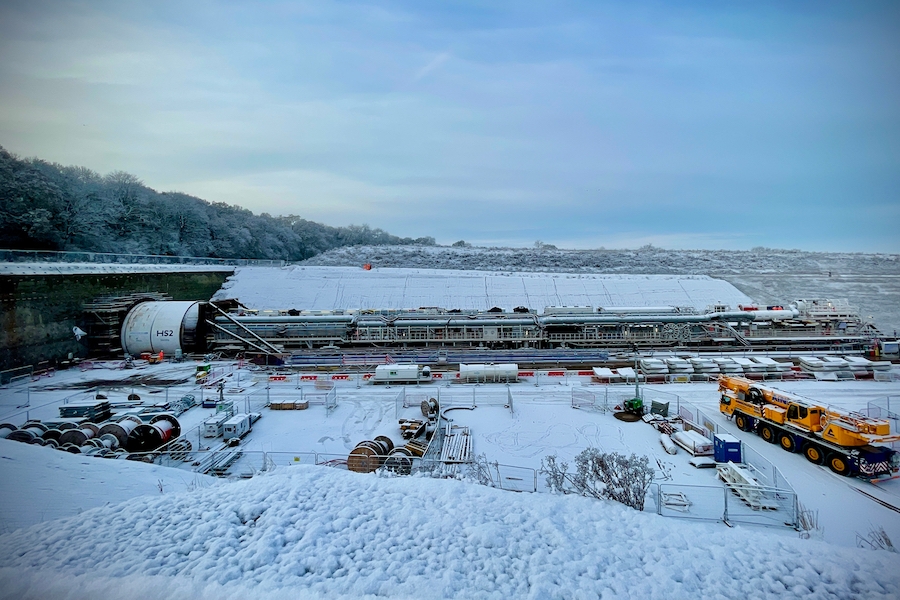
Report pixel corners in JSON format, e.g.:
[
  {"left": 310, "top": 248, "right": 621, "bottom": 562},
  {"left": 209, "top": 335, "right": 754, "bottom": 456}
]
[{"left": 0, "top": 146, "right": 434, "bottom": 260}]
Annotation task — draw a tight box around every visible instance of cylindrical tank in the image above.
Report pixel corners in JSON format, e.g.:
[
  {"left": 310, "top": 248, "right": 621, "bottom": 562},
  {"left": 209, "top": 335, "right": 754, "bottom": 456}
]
[
  {"left": 459, "top": 363, "right": 519, "bottom": 382},
  {"left": 120, "top": 301, "right": 202, "bottom": 356}
]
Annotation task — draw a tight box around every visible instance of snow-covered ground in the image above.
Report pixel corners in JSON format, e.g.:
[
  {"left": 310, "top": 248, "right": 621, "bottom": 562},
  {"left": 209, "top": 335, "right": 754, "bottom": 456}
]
[
  {"left": 2, "top": 440, "right": 900, "bottom": 600},
  {"left": 213, "top": 266, "right": 751, "bottom": 312},
  {"left": 3, "top": 362, "right": 900, "bottom": 597},
  {"left": 3, "top": 363, "right": 900, "bottom": 548}
]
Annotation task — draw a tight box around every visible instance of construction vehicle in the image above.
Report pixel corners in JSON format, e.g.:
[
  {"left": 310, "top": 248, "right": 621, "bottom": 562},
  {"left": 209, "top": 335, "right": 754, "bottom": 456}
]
[{"left": 718, "top": 375, "right": 900, "bottom": 478}]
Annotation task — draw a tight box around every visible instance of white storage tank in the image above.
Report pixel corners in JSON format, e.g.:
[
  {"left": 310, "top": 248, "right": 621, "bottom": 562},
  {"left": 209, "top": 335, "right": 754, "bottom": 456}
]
[
  {"left": 459, "top": 363, "right": 518, "bottom": 382},
  {"left": 121, "top": 301, "right": 202, "bottom": 356}
]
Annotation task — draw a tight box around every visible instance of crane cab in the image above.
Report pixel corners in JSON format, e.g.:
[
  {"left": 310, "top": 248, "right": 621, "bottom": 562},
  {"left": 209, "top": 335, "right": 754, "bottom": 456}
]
[{"left": 786, "top": 403, "right": 824, "bottom": 433}]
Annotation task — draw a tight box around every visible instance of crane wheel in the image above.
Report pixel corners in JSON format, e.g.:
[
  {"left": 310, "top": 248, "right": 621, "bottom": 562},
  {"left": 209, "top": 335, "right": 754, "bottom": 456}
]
[
  {"left": 828, "top": 454, "right": 852, "bottom": 477},
  {"left": 804, "top": 444, "right": 824, "bottom": 465},
  {"left": 735, "top": 414, "right": 749, "bottom": 431},
  {"left": 760, "top": 425, "right": 776, "bottom": 444},
  {"left": 778, "top": 432, "right": 796, "bottom": 453}
]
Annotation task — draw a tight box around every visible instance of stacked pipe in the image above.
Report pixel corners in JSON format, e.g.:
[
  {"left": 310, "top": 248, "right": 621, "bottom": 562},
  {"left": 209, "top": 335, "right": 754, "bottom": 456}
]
[{"left": 439, "top": 425, "right": 472, "bottom": 463}]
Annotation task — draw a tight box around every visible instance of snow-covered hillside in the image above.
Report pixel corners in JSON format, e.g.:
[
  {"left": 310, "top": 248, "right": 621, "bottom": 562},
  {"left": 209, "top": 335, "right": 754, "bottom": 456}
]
[
  {"left": 303, "top": 245, "right": 900, "bottom": 276},
  {"left": 1, "top": 440, "right": 898, "bottom": 600}
]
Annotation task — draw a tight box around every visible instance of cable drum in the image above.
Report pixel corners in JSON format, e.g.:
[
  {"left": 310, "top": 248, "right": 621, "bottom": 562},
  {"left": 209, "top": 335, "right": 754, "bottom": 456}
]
[
  {"left": 126, "top": 414, "right": 181, "bottom": 453},
  {"left": 59, "top": 423, "right": 100, "bottom": 447},
  {"left": 98, "top": 416, "right": 142, "bottom": 449},
  {"left": 384, "top": 447, "right": 414, "bottom": 475},
  {"left": 41, "top": 429, "right": 63, "bottom": 443}
]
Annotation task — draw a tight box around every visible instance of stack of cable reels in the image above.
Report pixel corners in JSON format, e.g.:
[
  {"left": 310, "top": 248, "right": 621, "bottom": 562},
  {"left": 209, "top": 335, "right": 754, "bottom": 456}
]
[{"left": 347, "top": 437, "right": 394, "bottom": 473}]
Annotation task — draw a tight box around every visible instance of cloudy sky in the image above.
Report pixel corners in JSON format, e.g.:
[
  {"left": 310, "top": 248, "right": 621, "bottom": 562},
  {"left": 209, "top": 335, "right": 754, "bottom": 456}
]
[{"left": 1, "top": 1, "right": 898, "bottom": 251}]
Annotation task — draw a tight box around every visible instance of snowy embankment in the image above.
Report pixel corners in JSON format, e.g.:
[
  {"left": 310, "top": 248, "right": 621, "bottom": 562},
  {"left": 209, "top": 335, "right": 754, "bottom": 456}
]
[
  {"left": 0, "top": 262, "right": 235, "bottom": 275},
  {"left": 214, "top": 266, "right": 750, "bottom": 312},
  {"left": 1, "top": 441, "right": 898, "bottom": 600}
]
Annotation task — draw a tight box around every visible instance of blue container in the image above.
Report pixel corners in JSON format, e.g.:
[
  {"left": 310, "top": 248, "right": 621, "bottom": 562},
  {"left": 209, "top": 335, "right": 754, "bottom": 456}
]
[{"left": 714, "top": 434, "right": 742, "bottom": 463}]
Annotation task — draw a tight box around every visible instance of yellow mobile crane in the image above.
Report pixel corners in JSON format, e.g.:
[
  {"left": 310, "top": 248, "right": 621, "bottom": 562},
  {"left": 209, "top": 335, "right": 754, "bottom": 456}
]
[{"left": 718, "top": 375, "right": 900, "bottom": 478}]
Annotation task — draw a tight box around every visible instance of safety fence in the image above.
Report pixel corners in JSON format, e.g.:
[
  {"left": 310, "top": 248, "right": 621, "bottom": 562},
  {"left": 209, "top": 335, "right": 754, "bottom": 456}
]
[
  {"left": 864, "top": 396, "right": 900, "bottom": 449},
  {"left": 647, "top": 482, "right": 798, "bottom": 529}
]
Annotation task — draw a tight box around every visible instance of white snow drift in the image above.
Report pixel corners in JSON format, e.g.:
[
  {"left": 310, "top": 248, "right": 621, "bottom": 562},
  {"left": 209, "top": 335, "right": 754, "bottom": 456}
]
[{"left": 0, "top": 440, "right": 898, "bottom": 600}]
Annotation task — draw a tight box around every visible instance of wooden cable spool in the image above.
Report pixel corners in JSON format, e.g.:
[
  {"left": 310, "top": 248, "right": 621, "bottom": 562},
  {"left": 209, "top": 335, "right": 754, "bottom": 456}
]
[
  {"left": 347, "top": 443, "right": 380, "bottom": 473},
  {"left": 384, "top": 447, "right": 414, "bottom": 475},
  {"left": 347, "top": 438, "right": 393, "bottom": 473},
  {"left": 374, "top": 435, "right": 394, "bottom": 453}
]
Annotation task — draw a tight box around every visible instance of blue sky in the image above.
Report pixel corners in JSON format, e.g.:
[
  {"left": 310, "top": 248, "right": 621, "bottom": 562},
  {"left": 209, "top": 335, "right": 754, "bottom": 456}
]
[{"left": 1, "top": 1, "right": 898, "bottom": 251}]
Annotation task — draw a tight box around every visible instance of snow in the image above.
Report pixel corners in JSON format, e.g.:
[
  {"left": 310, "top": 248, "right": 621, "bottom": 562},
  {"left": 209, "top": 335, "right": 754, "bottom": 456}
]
[
  {"left": 300, "top": 245, "right": 900, "bottom": 335},
  {"left": 0, "top": 438, "right": 218, "bottom": 532},
  {"left": 214, "top": 266, "right": 751, "bottom": 312},
  {"left": 1, "top": 441, "right": 900, "bottom": 600},
  {"left": 3, "top": 362, "right": 900, "bottom": 598}
]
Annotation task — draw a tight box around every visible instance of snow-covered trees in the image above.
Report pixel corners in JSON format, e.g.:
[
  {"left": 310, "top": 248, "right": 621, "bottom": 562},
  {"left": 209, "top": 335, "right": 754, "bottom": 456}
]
[
  {"left": 0, "top": 146, "right": 435, "bottom": 259},
  {"left": 541, "top": 449, "right": 655, "bottom": 511}
]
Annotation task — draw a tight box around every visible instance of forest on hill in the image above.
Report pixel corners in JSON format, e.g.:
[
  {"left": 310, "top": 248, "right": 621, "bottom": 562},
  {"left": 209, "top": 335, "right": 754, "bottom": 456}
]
[{"left": 0, "top": 147, "right": 434, "bottom": 260}]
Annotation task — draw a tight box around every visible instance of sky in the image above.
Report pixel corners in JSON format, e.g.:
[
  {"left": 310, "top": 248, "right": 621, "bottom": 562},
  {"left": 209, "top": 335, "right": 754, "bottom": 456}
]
[{"left": 0, "top": 1, "right": 898, "bottom": 252}]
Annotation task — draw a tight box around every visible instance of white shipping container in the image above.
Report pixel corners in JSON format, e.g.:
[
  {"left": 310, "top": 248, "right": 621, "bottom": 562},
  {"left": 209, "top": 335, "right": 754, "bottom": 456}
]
[
  {"left": 373, "top": 364, "right": 432, "bottom": 383},
  {"left": 203, "top": 413, "right": 231, "bottom": 438},
  {"left": 223, "top": 414, "right": 251, "bottom": 442}
]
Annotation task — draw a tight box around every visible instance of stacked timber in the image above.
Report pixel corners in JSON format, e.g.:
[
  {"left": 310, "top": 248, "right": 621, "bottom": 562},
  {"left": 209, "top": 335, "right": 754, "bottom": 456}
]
[
  {"left": 399, "top": 419, "right": 425, "bottom": 439},
  {"left": 269, "top": 400, "right": 309, "bottom": 410},
  {"left": 405, "top": 439, "right": 428, "bottom": 457}
]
